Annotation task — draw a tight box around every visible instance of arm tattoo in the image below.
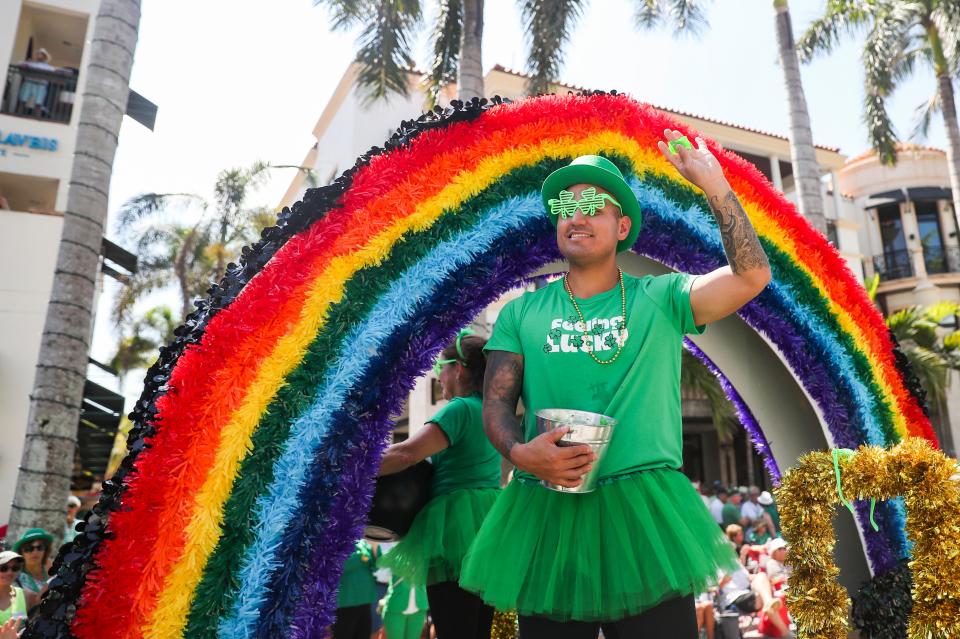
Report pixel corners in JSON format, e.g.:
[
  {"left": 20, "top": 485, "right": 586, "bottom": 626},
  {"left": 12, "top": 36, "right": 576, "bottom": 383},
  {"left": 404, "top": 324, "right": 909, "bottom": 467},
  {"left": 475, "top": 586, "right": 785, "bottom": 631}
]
[
  {"left": 708, "top": 190, "right": 770, "bottom": 274},
  {"left": 482, "top": 350, "right": 525, "bottom": 461}
]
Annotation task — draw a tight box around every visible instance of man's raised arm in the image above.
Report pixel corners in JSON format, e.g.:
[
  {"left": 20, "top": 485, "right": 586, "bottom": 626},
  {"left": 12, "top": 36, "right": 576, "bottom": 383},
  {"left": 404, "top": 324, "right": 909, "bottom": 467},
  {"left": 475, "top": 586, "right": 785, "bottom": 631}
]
[{"left": 658, "top": 130, "right": 772, "bottom": 325}]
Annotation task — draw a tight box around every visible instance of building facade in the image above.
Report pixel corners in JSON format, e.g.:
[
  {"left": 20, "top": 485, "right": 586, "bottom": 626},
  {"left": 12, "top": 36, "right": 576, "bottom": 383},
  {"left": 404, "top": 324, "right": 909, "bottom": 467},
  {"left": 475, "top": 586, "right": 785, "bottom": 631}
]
[{"left": 0, "top": 0, "right": 132, "bottom": 525}]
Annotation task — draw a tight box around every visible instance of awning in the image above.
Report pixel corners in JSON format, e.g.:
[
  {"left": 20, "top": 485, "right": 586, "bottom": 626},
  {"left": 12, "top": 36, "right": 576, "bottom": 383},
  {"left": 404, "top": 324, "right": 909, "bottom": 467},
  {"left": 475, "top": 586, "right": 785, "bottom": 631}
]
[
  {"left": 74, "top": 379, "right": 125, "bottom": 490},
  {"left": 865, "top": 189, "right": 906, "bottom": 207},
  {"left": 907, "top": 187, "right": 952, "bottom": 201}
]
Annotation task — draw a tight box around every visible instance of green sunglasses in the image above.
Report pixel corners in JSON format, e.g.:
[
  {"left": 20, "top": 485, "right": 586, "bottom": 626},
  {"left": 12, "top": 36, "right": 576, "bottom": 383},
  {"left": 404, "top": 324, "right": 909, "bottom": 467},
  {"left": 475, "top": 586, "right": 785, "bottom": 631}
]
[
  {"left": 547, "top": 187, "right": 622, "bottom": 219},
  {"left": 433, "top": 328, "right": 474, "bottom": 376}
]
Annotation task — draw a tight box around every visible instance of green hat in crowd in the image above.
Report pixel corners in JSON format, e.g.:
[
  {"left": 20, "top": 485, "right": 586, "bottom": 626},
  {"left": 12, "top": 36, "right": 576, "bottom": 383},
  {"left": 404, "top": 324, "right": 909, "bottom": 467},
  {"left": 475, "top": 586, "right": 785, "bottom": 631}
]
[
  {"left": 12, "top": 528, "right": 53, "bottom": 553},
  {"left": 541, "top": 155, "right": 643, "bottom": 253}
]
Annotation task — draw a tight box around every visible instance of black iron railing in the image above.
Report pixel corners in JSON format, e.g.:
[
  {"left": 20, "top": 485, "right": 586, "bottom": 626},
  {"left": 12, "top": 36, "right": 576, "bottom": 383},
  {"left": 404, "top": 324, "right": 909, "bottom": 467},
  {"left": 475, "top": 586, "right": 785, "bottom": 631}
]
[
  {"left": 2, "top": 64, "right": 78, "bottom": 124},
  {"left": 922, "top": 245, "right": 960, "bottom": 275},
  {"left": 873, "top": 249, "right": 914, "bottom": 281}
]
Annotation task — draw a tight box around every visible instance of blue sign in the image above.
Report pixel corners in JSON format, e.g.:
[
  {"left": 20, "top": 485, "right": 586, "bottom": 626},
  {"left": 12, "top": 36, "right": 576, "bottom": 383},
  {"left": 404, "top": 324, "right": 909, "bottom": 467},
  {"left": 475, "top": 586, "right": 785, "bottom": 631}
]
[{"left": 0, "top": 131, "right": 58, "bottom": 152}]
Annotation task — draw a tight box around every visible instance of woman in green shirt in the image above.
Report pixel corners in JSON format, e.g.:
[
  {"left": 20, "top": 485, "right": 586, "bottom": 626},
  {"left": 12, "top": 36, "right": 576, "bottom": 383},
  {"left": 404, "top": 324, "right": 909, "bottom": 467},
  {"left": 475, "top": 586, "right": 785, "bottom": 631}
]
[
  {"left": 333, "top": 540, "right": 379, "bottom": 639},
  {"left": 378, "top": 572, "right": 428, "bottom": 639},
  {"left": 377, "top": 331, "right": 501, "bottom": 639}
]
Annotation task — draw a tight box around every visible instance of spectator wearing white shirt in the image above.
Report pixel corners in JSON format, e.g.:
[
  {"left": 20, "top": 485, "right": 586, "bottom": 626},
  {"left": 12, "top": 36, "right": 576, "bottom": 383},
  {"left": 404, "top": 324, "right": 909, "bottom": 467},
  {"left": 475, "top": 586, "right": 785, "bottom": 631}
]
[
  {"left": 740, "top": 486, "right": 765, "bottom": 523},
  {"left": 709, "top": 487, "right": 728, "bottom": 525}
]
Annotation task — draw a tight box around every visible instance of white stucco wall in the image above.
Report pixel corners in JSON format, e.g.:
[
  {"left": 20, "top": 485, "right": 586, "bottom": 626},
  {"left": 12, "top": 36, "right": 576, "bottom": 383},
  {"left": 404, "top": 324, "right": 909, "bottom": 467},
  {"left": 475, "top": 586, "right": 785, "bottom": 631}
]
[{"left": 0, "top": 209, "right": 63, "bottom": 525}]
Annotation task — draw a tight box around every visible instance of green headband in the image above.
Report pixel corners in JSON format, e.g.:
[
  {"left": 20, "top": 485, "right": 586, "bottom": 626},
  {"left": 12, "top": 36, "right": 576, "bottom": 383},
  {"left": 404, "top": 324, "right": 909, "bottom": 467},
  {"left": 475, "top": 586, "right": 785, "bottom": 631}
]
[
  {"left": 433, "top": 328, "right": 475, "bottom": 376},
  {"left": 547, "top": 187, "right": 622, "bottom": 220}
]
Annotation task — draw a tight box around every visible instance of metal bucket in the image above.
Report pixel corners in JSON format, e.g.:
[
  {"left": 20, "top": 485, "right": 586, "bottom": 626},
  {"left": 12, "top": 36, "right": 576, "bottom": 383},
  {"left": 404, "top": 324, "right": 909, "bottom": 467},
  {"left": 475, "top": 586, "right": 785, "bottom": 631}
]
[{"left": 535, "top": 408, "right": 617, "bottom": 494}]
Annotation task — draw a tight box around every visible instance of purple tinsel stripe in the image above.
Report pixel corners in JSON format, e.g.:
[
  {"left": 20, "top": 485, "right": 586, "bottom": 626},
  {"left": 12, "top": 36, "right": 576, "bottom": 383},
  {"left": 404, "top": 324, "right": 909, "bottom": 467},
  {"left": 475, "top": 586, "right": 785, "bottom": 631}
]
[
  {"left": 288, "top": 222, "right": 560, "bottom": 636},
  {"left": 683, "top": 339, "right": 781, "bottom": 483}
]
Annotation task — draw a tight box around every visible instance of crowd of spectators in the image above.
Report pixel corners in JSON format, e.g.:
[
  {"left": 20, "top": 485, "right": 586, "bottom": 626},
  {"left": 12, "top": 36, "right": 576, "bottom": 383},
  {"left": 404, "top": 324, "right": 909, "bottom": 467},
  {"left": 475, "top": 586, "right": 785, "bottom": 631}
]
[{"left": 693, "top": 481, "right": 793, "bottom": 639}]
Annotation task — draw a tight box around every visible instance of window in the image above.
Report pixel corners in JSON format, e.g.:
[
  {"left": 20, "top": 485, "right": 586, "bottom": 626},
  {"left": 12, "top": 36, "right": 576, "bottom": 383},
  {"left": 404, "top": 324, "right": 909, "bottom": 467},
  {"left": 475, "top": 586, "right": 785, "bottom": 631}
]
[
  {"left": 916, "top": 201, "right": 946, "bottom": 274},
  {"left": 874, "top": 204, "right": 912, "bottom": 280}
]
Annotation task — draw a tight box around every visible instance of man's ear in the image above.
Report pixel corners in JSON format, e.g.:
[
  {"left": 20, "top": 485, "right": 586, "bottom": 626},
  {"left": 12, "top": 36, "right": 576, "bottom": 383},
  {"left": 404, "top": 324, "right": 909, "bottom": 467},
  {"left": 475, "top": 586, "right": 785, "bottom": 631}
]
[{"left": 618, "top": 214, "right": 632, "bottom": 241}]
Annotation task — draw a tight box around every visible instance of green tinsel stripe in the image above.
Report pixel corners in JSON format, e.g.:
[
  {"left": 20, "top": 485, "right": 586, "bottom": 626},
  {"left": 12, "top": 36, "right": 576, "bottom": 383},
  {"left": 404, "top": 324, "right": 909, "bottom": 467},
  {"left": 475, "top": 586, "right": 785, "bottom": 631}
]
[
  {"left": 643, "top": 170, "right": 897, "bottom": 444},
  {"left": 183, "top": 158, "right": 566, "bottom": 637}
]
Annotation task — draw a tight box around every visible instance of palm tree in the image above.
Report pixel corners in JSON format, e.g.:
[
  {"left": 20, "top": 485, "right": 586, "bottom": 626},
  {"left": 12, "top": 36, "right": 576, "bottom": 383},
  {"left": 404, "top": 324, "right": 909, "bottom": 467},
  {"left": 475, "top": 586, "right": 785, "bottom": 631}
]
[
  {"left": 9, "top": 0, "right": 141, "bottom": 546},
  {"left": 110, "top": 305, "right": 177, "bottom": 384},
  {"left": 886, "top": 301, "right": 960, "bottom": 454},
  {"left": 524, "top": 0, "right": 706, "bottom": 94},
  {"left": 796, "top": 0, "right": 960, "bottom": 231},
  {"left": 773, "top": 0, "right": 827, "bottom": 234},
  {"left": 111, "top": 162, "right": 284, "bottom": 378},
  {"left": 316, "top": 0, "right": 486, "bottom": 102}
]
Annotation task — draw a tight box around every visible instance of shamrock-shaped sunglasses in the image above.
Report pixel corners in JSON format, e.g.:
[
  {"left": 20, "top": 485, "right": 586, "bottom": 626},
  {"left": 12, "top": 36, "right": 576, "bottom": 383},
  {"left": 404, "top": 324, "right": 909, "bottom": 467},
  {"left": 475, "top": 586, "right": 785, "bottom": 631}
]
[{"left": 547, "top": 187, "right": 622, "bottom": 219}]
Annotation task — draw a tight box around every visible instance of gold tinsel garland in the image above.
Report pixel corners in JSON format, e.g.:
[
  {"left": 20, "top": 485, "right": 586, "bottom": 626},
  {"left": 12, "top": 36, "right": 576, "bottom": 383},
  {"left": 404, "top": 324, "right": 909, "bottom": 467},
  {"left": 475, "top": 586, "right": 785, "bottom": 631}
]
[
  {"left": 490, "top": 610, "right": 518, "bottom": 639},
  {"left": 775, "top": 437, "right": 960, "bottom": 639}
]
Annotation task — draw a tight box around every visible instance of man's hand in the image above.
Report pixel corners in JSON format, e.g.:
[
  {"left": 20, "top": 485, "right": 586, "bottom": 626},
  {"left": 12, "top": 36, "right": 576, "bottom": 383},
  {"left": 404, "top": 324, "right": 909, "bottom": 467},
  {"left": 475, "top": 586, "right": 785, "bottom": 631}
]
[
  {"left": 657, "top": 129, "right": 728, "bottom": 194},
  {"left": 510, "top": 427, "right": 596, "bottom": 488}
]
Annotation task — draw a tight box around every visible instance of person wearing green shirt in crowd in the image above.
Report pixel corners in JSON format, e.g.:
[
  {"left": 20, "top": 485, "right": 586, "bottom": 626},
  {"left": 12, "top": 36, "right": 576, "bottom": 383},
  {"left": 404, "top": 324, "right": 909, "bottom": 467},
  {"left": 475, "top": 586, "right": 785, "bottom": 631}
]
[
  {"left": 0, "top": 552, "right": 27, "bottom": 629},
  {"left": 459, "top": 131, "right": 772, "bottom": 639},
  {"left": 333, "top": 540, "right": 379, "bottom": 639},
  {"left": 377, "top": 571, "right": 428, "bottom": 639},
  {"left": 377, "top": 331, "right": 501, "bottom": 639},
  {"left": 722, "top": 491, "right": 748, "bottom": 528}
]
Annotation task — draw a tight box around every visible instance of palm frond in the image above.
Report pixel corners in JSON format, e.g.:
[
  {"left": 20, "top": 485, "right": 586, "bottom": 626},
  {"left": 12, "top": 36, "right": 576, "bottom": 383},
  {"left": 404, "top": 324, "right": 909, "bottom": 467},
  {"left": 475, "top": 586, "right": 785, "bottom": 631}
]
[
  {"left": 425, "top": 0, "right": 462, "bottom": 105},
  {"left": 903, "top": 344, "right": 949, "bottom": 407},
  {"left": 114, "top": 193, "right": 205, "bottom": 236},
  {"left": 634, "top": 0, "right": 708, "bottom": 36},
  {"left": 681, "top": 350, "right": 739, "bottom": 443},
  {"left": 862, "top": 6, "right": 914, "bottom": 165},
  {"left": 943, "top": 330, "right": 960, "bottom": 351},
  {"left": 354, "top": 0, "right": 422, "bottom": 103},
  {"left": 796, "top": 0, "right": 872, "bottom": 63},
  {"left": 522, "top": 0, "right": 588, "bottom": 95},
  {"left": 314, "top": 0, "right": 370, "bottom": 30},
  {"left": 922, "top": 300, "right": 960, "bottom": 324},
  {"left": 866, "top": 272, "right": 880, "bottom": 300}
]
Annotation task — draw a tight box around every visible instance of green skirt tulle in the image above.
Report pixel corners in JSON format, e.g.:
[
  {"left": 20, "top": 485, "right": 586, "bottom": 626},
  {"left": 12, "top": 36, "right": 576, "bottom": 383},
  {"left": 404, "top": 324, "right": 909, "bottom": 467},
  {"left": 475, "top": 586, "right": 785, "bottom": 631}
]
[
  {"left": 458, "top": 468, "right": 739, "bottom": 622},
  {"left": 377, "top": 487, "right": 500, "bottom": 586}
]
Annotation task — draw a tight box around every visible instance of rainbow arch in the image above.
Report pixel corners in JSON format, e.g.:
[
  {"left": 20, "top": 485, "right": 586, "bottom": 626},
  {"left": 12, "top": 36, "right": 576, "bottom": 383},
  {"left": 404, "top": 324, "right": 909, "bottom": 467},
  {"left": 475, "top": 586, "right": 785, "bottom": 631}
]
[{"left": 28, "top": 93, "right": 936, "bottom": 639}]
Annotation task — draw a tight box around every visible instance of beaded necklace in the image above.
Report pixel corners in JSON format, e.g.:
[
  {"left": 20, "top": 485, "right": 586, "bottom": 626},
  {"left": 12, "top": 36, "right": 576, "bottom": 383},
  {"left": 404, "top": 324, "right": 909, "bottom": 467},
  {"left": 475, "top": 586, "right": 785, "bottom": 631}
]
[{"left": 562, "top": 268, "right": 627, "bottom": 365}]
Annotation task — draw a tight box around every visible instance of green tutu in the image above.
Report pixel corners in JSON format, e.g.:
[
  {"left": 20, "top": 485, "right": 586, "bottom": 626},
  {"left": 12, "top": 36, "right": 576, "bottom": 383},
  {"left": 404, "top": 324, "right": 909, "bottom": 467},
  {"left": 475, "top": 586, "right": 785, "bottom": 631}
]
[
  {"left": 459, "top": 468, "right": 738, "bottom": 622},
  {"left": 378, "top": 487, "right": 500, "bottom": 585}
]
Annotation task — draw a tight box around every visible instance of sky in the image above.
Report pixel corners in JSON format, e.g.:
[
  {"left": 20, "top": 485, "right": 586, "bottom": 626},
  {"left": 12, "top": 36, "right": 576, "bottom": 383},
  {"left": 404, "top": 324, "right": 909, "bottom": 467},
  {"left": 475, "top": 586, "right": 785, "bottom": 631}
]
[{"left": 92, "top": 0, "right": 950, "bottom": 389}]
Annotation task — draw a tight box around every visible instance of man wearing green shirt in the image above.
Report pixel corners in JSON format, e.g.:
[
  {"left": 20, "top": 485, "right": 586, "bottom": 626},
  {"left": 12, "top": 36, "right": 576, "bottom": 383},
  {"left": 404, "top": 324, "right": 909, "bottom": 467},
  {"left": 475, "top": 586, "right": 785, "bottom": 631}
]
[
  {"left": 460, "top": 130, "right": 771, "bottom": 639},
  {"left": 723, "top": 491, "right": 749, "bottom": 528}
]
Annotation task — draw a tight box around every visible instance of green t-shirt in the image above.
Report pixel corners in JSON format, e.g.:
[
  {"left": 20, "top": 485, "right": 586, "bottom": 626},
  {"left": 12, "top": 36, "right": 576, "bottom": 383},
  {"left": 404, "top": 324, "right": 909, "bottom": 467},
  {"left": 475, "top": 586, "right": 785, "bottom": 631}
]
[
  {"left": 722, "top": 502, "right": 743, "bottom": 528},
  {"left": 336, "top": 540, "right": 379, "bottom": 608},
  {"left": 485, "top": 272, "right": 704, "bottom": 481},
  {"left": 428, "top": 393, "right": 502, "bottom": 496}
]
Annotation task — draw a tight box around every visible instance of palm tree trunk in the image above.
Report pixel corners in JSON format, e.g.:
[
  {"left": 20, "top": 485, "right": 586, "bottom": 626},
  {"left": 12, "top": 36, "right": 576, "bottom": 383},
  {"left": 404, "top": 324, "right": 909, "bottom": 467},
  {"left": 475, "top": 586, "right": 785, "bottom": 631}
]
[
  {"left": 8, "top": 0, "right": 140, "bottom": 548},
  {"left": 936, "top": 72, "right": 960, "bottom": 237},
  {"left": 457, "top": 0, "right": 484, "bottom": 100},
  {"left": 176, "top": 227, "right": 199, "bottom": 321},
  {"left": 774, "top": 0, "right": 827, "bottom": 235}
]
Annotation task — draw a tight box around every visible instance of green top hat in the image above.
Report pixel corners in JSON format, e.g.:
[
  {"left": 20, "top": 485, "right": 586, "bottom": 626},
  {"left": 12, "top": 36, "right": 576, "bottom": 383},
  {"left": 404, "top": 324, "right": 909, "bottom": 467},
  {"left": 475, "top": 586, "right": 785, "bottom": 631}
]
[
  {"left": 541, "top": 155, "right": 643, "bottom": 253},
  {"left": 12, "top": 528, "right": 54, "bottom": 552}
]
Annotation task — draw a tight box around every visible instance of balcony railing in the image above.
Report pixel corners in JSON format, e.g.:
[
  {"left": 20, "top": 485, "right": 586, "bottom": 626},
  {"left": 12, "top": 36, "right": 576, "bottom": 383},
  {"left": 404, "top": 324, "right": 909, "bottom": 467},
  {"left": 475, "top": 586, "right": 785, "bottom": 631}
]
[
  {"left": 2, "top": 64, "right": 77, "bottom": 124},
  {"left": 923, "top": 245, "right": 960, "bottom": 275},
  {"left": 873, "top": 249, "right": 914, "bottom": 281}
]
